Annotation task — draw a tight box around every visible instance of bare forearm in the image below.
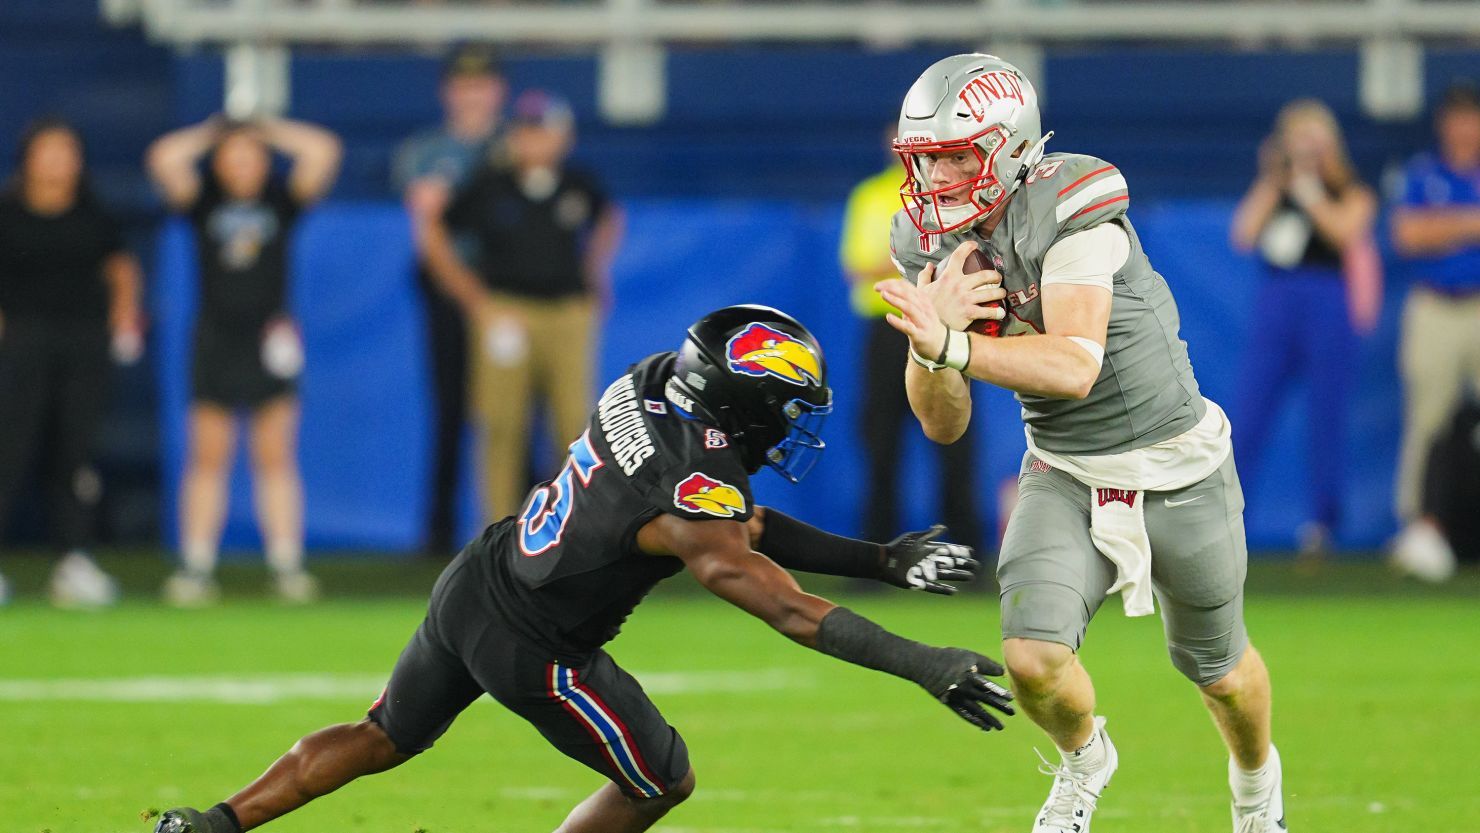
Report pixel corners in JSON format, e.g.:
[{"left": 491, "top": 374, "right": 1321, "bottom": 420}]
[
  {"left": 964, "top": 333, "right": 1100, "bottom": 400},
  {"left": 693, "top": 556, "right": 836, "bottom": 648},
  {"left": 421, "top": 222, "right": 486, "bottom": 312},
  {"left": 1302, "top": 191, "right": 1374, "bottom": 250},
  {"left": 104, "top": 254, "right": 142, "bottom": 323},
  {"left": 150, "top": 121, "right": 218, "bottom": 166},
  {"left": 1230, "top": 180, "right": 1281, "bottom": 252},
  {"left": 583, "top": 208, "right": 623, "bottom": 294},
  {"left": 147, "top": 121, "right": 218, "bottom": 206},
  {"left": 905, "top": 359, "right": 971, "bottom": 444},
  {"left": 261, "top": 118, "right": 342, "bottom": 202},
  {"left": 1393, "top": 210, "right": 1480, "bottom": 256}
]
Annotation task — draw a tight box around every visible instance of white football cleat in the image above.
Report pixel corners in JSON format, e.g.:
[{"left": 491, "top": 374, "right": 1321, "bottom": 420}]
[
  {"left": 49, "top": 552, "right": 120, "bottom": 608},
  {"left": 273, "top": 570, "right": 320, "bottom": 604},
  {"left": 1231, "top": 746, "right": 1286, "bottom": 832},
  {"left": 163, "top": 570, "right": 221, "bottom": 608},
  {"left": 1033, "top": 716, "right": 1117, "bottom": 832},
  {"left": 1390, "top": 520, "right": 1455, "bottom": 583}
]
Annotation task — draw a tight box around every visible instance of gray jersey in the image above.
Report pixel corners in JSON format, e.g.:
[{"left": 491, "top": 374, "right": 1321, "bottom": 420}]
[{"left": 890, "top": 152, "right": 1204, "bottom": 455}]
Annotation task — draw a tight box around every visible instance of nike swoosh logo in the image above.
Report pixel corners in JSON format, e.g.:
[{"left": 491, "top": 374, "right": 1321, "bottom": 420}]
[
  {"left": 1163, "top": 495, "right": 1204, "bottom": 508},
  {"left": 1277, "top": 815, "right": 1287, "bottom": 830}
]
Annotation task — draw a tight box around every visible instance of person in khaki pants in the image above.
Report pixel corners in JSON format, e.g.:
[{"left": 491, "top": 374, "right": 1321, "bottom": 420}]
[
  {"left": 423, "top": 90, "right": 623, "bottom": 522},
  {"left": 1390, "top": 82, "right": 1480, "bottom": 582}
]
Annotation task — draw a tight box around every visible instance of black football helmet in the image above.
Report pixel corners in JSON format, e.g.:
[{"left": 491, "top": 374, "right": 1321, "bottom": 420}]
[{"left": 666, "top": 305, "right": 833, "bottom": 482}]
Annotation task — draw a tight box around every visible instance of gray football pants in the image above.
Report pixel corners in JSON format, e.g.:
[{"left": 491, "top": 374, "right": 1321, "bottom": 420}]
[{"left": 998, "top": 452, "right": 1249, "bottom": 687}]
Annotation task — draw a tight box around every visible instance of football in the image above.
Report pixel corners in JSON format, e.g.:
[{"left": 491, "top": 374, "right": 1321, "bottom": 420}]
[{"left": 963, "top": 248, "right": 1003, "bottom": 336}]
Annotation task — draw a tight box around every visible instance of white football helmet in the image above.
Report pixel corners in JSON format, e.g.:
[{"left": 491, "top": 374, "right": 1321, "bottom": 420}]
[{"left": 893, "top": 54, "right": 1052, "bottom": 234}]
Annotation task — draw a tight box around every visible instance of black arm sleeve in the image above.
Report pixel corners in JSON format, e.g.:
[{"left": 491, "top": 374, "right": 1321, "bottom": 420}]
[
  {"left": 815, "top": 607, "right": 962, "bottom": 696},
  {"left": 756, "top": 509, "right": 882, "bottom": 579}
]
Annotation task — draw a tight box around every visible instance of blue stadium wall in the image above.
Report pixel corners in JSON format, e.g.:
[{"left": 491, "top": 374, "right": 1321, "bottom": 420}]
[
  {"left": 3, "top": 0, "right": 1470, "bottom": 552},
  {"left": 153, "top": 197, "right": 1406, "bottom": 554}
]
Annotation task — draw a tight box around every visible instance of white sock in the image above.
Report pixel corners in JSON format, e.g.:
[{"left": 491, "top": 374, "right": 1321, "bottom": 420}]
[
  {"left": 183, "top": 540, "right": 218, "bottom": 576},
  {"left": 1061, "top": 722, "right": 1106, "bottom": 772},
  {"left": 266, "top": 538, "right": 304, "bottom": 575},
  {"left": 1230, "top": 744, "right": 1279, "bottom": 808}
]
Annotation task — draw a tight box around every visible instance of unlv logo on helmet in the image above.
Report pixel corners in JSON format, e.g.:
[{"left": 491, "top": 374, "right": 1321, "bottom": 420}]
[
  {"left": 673, "top": 472, "right": 747, "bottom": 518},
  {"left": 958, "top": 70, "right": 1025, "bottom": 122},
  {"left": 724, "top": 323, "right": 821, "bottom": 387}
]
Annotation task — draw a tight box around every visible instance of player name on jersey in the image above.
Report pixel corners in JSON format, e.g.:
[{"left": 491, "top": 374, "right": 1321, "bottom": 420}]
[{"left": 597, "top": 374, "right": 656, "bottom": 476}]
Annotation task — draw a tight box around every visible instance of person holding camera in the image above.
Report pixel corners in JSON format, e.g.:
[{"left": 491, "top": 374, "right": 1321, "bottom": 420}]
[{"left": 1230, "top": 99, "right": 1379, "bottom": 560}]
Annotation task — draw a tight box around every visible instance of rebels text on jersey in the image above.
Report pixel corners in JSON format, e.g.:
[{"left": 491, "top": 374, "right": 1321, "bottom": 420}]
[
  {"left": 888, "top": 152, "right": 1203, "bottom": 456},
  {"left": 472, "top": 352, "right": 755, "bottom": 659}
]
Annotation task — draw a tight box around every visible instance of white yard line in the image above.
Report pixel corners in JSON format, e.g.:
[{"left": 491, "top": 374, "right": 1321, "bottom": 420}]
[{"left": 0, "top": 668, "right": 815, "bottom": 704}]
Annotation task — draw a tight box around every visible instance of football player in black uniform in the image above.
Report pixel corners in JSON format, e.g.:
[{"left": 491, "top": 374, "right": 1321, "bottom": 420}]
[{"left": 153, "top": 305, "right": 1013, "bottom": 833}]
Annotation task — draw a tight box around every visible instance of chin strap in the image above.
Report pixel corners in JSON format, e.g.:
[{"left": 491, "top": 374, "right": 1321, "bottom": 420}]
[{"left": 1019, "top": 130, "right": 1055, "bottom": 175}]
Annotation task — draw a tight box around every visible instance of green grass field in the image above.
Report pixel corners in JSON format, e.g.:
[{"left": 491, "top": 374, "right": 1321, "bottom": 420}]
[{"left": 2, "top": 555, "right": 1478, "bottom": 833}]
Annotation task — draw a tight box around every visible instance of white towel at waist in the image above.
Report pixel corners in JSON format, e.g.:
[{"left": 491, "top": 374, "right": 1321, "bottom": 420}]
[{"left": 1025, "top": 398, "right": 1235, "bottom": 617}]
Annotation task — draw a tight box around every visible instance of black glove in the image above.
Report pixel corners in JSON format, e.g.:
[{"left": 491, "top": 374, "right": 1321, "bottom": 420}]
[
  {"left": 929, "top": 648, "right": 1015, "bottom": 732},
  {"left": 880, "top": 524, "right": 980, "bottom": 594}
]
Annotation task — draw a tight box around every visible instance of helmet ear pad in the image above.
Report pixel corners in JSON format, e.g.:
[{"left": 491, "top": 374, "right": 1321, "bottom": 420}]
[
  {"left": 671, "top": 304, "right": 832, "bottom": 475},
  {"left": 669, "top": 344, "right": 787, "bottom": 473}
]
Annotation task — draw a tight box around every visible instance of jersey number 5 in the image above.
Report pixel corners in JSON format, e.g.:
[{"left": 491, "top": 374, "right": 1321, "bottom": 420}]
[{"left": 518, "top": 431, "right": 604, "bottom": 556}]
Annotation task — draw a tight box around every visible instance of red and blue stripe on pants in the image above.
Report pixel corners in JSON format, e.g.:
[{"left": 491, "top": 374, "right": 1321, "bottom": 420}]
[{"left": 548, "top": 662, "right": 666, "bottom": 798}]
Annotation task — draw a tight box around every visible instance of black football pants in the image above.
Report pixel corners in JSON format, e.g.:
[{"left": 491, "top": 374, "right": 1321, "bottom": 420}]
[
  {"left": 0, "top": 318, "right": 110, "bottom": 551},
  {"left": 418, "top": 268, "right": 468, "bottom": 553}
]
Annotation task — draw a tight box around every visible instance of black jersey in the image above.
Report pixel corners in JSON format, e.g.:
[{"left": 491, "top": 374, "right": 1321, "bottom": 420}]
[
  {"left": 473, "top": 351, "right": 755, "bottom": 658},
  {"left": 187, "top": 171, "right": 301, "bottom": 332}
]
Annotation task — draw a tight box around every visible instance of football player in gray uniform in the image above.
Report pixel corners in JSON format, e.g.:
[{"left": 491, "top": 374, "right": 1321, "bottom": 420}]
[{"left": 875, "top": 55, "right": 1286, "bottom": 833}]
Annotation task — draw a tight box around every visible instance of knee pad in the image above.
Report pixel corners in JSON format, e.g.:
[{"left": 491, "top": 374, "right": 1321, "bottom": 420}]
[{"left": 1168, "top": 632, "right": 1248, "bottom": 688}]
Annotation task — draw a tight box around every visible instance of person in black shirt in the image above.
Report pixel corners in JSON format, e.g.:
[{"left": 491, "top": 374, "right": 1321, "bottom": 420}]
[
  {"left": 0, "top": 118, "right": 144, "bottom": 607},
  {"left": 393, "top": 46, "right": 508, "bottom": 554},
  {"left": 1230, "top": 99, "right": 1379, "bottom": 561},
  {"left": 152, "top": 306, "right": 1014, "bottom": 833},
  {"left": 147, "top": 116, "right": 341, "bottom": 605},
  {"left": 424, "top": 90, "right": 624, "bottom": 523}
]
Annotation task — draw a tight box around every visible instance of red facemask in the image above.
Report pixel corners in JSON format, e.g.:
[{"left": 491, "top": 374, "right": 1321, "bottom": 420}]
[{"left": 893, "top": 125, "right": 1012, "bottom": 234}]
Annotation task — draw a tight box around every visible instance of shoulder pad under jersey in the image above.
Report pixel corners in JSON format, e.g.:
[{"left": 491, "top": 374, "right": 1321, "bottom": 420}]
[{"left": 1020, "top": 153, "right": 1130, "bottom": 248}]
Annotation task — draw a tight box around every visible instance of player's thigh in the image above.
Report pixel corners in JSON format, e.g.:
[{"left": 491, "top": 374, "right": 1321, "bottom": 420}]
[
  {"left": 998, "top": 456, "right": 1116, "bottom": 651},
  {"left": 367, "top": 617, "right": 485, "bottom": 756},
  {"left": 1144, "top": 455, "right": 1249, "bottom": 685},
  {"left": 477, "top": 645, "right": 689, "bottom": 800}
]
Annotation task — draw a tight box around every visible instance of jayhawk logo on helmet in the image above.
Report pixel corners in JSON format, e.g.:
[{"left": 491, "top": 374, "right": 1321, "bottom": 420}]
[
  {"left": 724, "top": 323, "right": 821, "bottom": 387},
  {"left": 673, "top": 472, "right": 747, "bottom": 518}
]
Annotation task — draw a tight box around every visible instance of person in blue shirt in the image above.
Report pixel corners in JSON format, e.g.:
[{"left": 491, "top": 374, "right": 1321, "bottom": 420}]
[
  {"left": 1390, "top": 82, "right": 1480, "bottom": 582},
  {"left": 393, "top": 46, "right": 507, "bottom": 553}
]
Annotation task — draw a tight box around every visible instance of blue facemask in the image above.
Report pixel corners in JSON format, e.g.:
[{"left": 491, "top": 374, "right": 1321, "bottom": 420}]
[{"left": 764, "top": 394, "right": 833, "bottom": 484}]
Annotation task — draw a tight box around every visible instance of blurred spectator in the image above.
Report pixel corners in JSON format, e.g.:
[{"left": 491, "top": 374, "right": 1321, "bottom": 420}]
[
  {"left": 423, "top": 90, "right": 622, "bottom": 522},
  {"left": 0, "top": 118, "right": 144, "bottom": 607},
  {"left": 838, "top": 136, "right": 983, "bottom": 553},
  {"left": 1230, "top": 99, "right": 1378, "bottom": 560},
  {"left": 393, "top": 46, "right": 507, "bottom": 554},
  {"left": 1388, "top": 81, "right": 1480, "bottom": 582},
  {"left": 147, "top": 116, "right": 342, "bottom": 605}
]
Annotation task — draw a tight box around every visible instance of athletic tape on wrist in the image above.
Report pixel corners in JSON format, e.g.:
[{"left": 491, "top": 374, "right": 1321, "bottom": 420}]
[
  {"left": 910, "top": 347, "right": 945, "bottom": 371},
  {"left": 942, "top": 329, "right": 971, "bottom": 372}
]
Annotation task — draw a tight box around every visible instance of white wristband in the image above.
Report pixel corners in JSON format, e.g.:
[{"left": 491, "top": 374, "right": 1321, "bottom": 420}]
[
  {"left": 910, "top": 326, "right": 972, "bottom": 373},
  {"left": 941, "top": 328, "right": 971, "bottom": 372}
]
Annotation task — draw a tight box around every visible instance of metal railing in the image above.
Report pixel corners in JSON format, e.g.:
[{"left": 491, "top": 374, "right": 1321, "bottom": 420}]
[
  {"left": 104, "top": 0, "right": 1480, "bottom": 44},
  {"left": 101, "top": 0, "right": 1469, "bottom": 122}
]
